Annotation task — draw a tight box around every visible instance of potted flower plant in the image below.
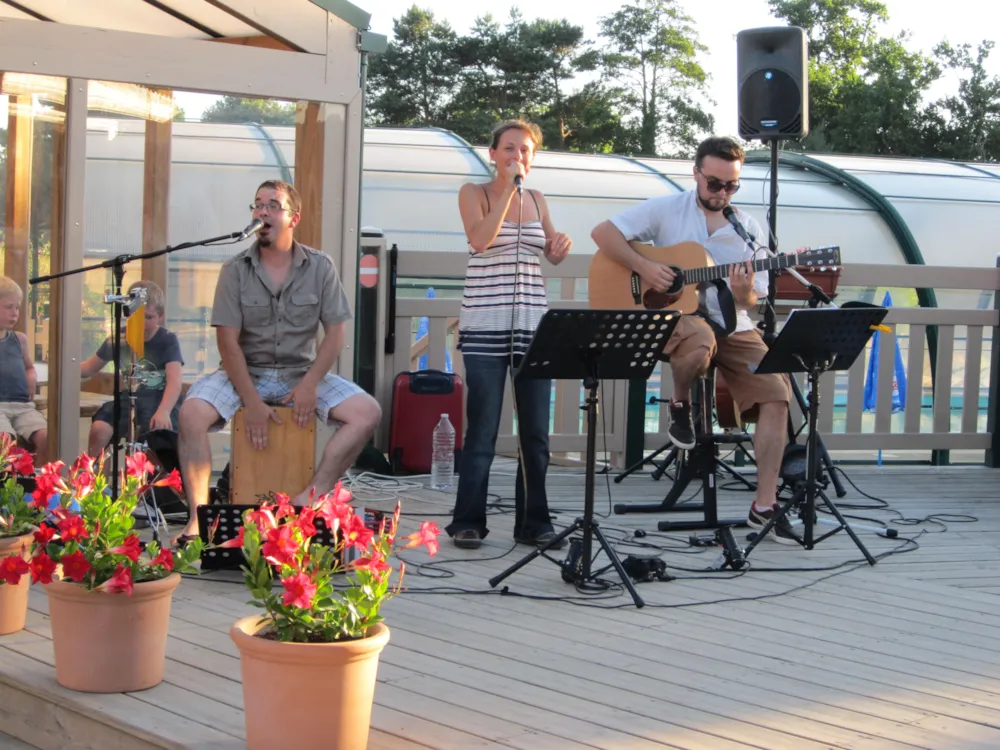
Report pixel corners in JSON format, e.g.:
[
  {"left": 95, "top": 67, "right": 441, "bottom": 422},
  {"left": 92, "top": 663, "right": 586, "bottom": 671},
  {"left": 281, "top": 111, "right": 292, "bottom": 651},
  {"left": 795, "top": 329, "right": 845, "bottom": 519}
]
[
  {"left": 226, "top": 483, "right": 440, "bottom": 750},
  {"left": 29, "top": 451, "right": 203, "bottom": 693},
  {"left": 0, "top": 434, "right": 45, "bottom": 635}
]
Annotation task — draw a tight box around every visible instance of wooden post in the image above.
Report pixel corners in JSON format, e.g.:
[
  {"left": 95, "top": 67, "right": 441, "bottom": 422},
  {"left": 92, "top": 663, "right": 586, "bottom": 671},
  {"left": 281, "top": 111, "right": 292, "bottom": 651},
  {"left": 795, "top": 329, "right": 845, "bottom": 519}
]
[
  {"left": 3, "top": 93, "right": 33, "bottom": 333},
  {"left": 141, "top": 99, "right": 172, "bottom": 294},
  {"left": 986, "top": 257, "right": 1000, "bottom": 467},
  {"left": 47, "top": 80, "right": 85, "bottom": 463},
  {"left": 293, "top": 101, "right": 324, "bottom": 250}
]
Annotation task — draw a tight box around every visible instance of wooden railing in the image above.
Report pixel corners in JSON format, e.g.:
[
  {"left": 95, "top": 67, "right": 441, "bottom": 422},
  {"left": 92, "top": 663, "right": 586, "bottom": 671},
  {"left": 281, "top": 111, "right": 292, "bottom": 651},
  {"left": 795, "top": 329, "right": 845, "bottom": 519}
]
[{"left": 376, "top": 250, "right": 1000, "bottom": 464}]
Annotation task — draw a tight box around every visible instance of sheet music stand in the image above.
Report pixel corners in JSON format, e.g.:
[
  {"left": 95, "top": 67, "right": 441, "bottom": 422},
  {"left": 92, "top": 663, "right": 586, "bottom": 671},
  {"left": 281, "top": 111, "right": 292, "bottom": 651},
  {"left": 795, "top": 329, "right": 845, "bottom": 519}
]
[
  {"left": 488, "top": 309, "right": 680, "bottom": 608},
  {"left": 741, "top": 304, "right": 887, "bottom": 564}
]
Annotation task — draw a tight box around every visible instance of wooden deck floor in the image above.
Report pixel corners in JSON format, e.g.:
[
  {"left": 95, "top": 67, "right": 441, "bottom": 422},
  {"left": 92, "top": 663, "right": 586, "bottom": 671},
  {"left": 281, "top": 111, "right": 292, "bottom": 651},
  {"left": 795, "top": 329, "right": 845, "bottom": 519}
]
[{"left": 2, "top": 462, "right": 1000, "bottom": 749}]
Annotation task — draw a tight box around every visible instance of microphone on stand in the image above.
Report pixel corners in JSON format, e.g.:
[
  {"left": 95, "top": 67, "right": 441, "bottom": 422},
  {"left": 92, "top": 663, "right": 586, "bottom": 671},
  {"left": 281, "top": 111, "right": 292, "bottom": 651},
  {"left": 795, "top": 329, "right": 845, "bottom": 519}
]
[
  {"left": 236, "top": 218, "right": 265, "bottom": 242},
  {"left": 513, "top": 174, "right": 523, "bottom": 194},
  {"left": 722, "top": 205, "right": 756, "bottom": 245}
]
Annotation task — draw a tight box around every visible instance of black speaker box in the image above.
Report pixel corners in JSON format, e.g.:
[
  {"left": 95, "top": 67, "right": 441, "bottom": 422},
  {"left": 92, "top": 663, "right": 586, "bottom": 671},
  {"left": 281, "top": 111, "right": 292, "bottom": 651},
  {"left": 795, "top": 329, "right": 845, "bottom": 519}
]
[{"left": 737, "top": 26, "right": 809, "bottom": 140}]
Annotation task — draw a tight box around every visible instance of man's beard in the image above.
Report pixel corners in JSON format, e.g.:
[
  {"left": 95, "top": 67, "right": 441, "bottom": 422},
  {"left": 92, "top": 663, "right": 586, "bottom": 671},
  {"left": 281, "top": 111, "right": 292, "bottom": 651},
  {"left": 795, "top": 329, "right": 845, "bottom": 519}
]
[
  {"left": 697, "top": 190, "right": 728, "bottom": 213},
  {"left": 258, "top": 234, "right": 272, "bottom": 247}
]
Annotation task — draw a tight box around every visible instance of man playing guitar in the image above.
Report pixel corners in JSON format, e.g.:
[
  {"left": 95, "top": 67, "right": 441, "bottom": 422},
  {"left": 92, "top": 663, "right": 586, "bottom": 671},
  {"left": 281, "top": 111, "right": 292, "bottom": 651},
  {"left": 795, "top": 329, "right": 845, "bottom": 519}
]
[{"left": 591, "top": 136, "right": 795, "bottom": 544}]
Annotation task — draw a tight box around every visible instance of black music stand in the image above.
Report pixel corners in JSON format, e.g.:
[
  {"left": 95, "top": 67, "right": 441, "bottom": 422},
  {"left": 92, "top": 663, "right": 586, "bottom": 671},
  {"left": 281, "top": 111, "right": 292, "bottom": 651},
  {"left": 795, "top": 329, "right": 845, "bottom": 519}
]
[
  {"left": 741, "top": 304, "right": 887, "bottom": 564},
  {"left": 488, "top": 309, "right": 680, "bottom": 608}
]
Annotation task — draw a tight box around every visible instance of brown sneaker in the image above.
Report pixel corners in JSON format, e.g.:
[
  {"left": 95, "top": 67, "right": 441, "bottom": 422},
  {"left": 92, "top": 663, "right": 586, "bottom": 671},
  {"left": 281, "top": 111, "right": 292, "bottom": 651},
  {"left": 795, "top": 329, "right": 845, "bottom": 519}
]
[{"left": 747, "top": 504, "right": 799, "bottom": 545}]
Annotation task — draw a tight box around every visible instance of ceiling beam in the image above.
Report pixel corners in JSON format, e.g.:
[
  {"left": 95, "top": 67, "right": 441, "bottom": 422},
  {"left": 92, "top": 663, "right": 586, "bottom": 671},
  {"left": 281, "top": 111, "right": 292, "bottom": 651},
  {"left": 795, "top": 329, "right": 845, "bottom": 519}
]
[
  {"left": 0, "top": 18, "right": 359, "bottom": 104},
  {"left": 213, "top": 35, "right": 294, "bottom": 52}
]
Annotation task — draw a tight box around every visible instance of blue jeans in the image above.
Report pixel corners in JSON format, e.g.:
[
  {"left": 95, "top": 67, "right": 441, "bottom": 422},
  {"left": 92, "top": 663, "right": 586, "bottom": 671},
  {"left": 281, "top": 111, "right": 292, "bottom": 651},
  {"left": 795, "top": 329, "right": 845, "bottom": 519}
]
[{"left": 446, "top": 354, "right": 553, "bottom": 540}]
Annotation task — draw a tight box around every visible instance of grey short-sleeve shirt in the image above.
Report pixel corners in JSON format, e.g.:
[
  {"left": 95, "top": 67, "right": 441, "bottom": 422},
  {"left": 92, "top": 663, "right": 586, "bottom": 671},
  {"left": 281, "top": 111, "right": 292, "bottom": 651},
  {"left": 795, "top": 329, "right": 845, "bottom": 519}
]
[{"left": 211, "top": 240, "right": 352, "bottom": 374}]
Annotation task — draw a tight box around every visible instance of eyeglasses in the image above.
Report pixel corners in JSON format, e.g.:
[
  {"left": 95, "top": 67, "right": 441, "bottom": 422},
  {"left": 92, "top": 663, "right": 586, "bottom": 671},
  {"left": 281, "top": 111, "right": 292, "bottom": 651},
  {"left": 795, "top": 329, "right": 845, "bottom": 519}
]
[
  {"left": 249, "top": 201, "right": 291, "bottom": 214},
  {"left": 697, "top": 168, "right": 741, "bottom": 194}
]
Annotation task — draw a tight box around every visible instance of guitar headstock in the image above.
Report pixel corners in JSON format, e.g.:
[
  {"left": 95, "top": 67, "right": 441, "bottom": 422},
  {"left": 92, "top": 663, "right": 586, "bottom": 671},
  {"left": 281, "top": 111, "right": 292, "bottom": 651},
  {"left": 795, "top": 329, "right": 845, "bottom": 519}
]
[{"left": 793, "top": 245, "right": 841, "bottom": 268}]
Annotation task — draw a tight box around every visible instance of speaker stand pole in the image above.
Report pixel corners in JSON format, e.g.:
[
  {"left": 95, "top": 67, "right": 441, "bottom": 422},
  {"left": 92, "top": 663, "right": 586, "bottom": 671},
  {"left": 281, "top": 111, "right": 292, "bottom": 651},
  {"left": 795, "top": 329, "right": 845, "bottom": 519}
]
[{"left": 762, "top": 137, "right": 779, "bottom": 346}]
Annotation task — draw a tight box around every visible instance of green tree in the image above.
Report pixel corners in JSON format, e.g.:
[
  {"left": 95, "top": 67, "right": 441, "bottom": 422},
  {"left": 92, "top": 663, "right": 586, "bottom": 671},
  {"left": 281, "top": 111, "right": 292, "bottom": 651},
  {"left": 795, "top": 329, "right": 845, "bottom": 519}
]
[
  {"left": 201, "top": 96, "right": 295, "bottom": 125},
  {"left": 768, "top": 0, "right": 940, "bottom": 155},
  {"left": 367, "top": 6, "right": 460, "bottom": 128},
  {"left": 597, "top": 0, "right": 714, "bottom": 157},
  {"left": 926, "top": 41, "right": 1000, "bottom": 162}
]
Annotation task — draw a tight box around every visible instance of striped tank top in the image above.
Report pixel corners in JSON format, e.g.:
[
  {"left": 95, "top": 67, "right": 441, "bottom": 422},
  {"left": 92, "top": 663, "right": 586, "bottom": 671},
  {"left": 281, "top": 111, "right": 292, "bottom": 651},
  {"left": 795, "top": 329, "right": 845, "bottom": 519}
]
[{"left": 457, "top": 192, "right": 548, "bottom": 357}]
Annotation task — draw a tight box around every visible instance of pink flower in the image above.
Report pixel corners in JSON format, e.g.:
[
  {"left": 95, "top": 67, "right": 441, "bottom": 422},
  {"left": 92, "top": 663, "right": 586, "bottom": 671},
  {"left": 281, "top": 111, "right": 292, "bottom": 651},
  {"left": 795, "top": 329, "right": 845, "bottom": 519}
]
[
  {"left": 59, "top": 550, "right": 92, "bottom": 582},
  {"left": 340, "top": 513, "right": 375, "bottom": 553},
  {"left": 153, "top": 469, "right": 183, "bottom": 493},
  {"left": 0, "top": 555, "right": 29, "bottom": 586},
  {"left": 219, "top": 525, "right": 245, "bottom": 549},
  {"left": 261, "top": 525, "right": 299, "bottom": 567},
  {"left": 152, "top": 548, "right": 174, "bottom": 572},
  {"left": 349, "top": 552, "right": 391, "bottom": 575},
  {"left": 294, "top": 506, "right": 317, "bottom": 539},
  {"left": 280, "top": 572, "right": 316, "bottom": 610},
  {"left": 402, "top": 521, "right": 441, "bottom": 557},
  {"left": 103, "top": 564, "right": 134, "bottom": 595},
  {"left": 70, "top": 454, "right": 95, "bottom": 475},
  {"left": 71, "top": 471, "right": 95, "bottom": 498},
  {"left": 30, "top": 552, "right": 57, "bottom": 584},
  {"left": 57, "top": 515, "right": 89, "bottom": 544},
  {"left": 125, "top": 452, "right": 154, "bottom": 480},
  {"left": 109, "top": 534, "right": 142, "bottom": 562},
  {"left": 9, "top": 447, "right": 34, "bottom": 476}
]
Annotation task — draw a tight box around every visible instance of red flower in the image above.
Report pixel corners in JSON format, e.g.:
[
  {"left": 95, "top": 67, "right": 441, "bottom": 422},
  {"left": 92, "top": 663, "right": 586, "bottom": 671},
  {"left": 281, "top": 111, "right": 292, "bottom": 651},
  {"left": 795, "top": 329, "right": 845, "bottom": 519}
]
[
  {"left": 71, "top": 471, "right": 95, "bottom": 498},
  {"left": 33, "top": 464, "right": 67, "bottom": 504},
  {"left": 125, "top": 452, "right": 154, "bottom": 480},
  {"left": 402, "top": 521, "right": 441, "bottom": 557},
  {"left": 280, "top": 572, "right": 317, "bottom": 610},
  {"left": 103, "top": 564, "right": 134, "bottom": 595},
  {"left": 57, "top": 515, "right": 89, "bottom": 544},
  {"left": 349, "top": 552, "right": 391, "bottom": 575},
  {"left": 9, "top": 447, "right": 34, "bottom": 476},
  {"left": 33, "top": 525, "right": 57, "bottom": 545},
  {"left": 314, "top": 491, "right": 353, "bottom": 533},
  {"left": 71, "top": 454, "right": 95, "bottom": 475},
  {"left": 340, "top": 513, "right": 375, "bottom": 553},
  {"left": 294, "top": 506, "right": 317, "bottom": 538},
  {"left": 29, "top": 552, "right": 57, "bottom": 584},
  {"left": 261, "top": 525, "right": 299, "bottom": 567},
  {"left": 152, "top": 548, "right": 174, "bottom": 572},
  {"left": 60, "top": 550, "right": 92, "bottom": 582},
  {"left": 109, "top": 534, "right": 143, "bottom": 562},
  {"left": 0, "top": 555, "right": 29, "bottom": 586},
  {"left": 153, "top": 469, "right": 183, "bottom": 493},
  {"left": 246, "top": 506, "right": 278, "bottom": 532},
  {"left": 219, "top": 526, "right": 245, "bottom": 549}
]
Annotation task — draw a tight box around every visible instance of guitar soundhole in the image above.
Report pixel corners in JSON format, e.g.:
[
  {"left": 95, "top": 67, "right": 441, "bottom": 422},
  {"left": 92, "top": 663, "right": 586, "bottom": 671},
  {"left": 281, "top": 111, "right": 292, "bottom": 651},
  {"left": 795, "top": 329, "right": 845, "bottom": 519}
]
[{"left": 643, "top": 290, "right": 681, "bottom": 310}]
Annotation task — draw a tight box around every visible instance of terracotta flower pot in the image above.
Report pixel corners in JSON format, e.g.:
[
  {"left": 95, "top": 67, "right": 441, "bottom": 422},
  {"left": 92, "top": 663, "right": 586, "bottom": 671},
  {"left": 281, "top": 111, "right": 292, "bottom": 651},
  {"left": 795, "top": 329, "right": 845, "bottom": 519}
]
[
  {"left": 231, "top": 616, "right": 390, "bottom": 750},
  {"left": 44, "top": 573, "right": 180, "bottom": 692},
  {"left": 0, "top": 532, "right": 33, "bottom": 635}
]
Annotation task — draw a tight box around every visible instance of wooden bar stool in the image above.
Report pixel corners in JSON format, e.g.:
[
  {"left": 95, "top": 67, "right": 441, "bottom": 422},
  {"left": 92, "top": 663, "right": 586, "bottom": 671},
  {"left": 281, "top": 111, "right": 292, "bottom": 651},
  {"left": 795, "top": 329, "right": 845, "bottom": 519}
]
[{"left": 230, "top": 406, "right": 316, "bottom": 505}]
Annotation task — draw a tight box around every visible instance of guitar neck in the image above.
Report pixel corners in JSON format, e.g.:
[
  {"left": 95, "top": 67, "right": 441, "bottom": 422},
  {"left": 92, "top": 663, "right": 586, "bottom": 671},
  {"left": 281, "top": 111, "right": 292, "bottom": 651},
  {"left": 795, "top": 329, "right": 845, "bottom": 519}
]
[{"left": 685, "top": 253, "right": 794, "bottom": 285}]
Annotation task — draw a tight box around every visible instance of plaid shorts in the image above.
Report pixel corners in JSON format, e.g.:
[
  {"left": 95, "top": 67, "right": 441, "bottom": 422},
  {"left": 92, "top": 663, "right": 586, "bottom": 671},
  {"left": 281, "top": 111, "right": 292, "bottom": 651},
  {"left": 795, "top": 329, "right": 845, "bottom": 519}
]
[{"left": 186, "top": 368, "right": 364, "bottom": 425}]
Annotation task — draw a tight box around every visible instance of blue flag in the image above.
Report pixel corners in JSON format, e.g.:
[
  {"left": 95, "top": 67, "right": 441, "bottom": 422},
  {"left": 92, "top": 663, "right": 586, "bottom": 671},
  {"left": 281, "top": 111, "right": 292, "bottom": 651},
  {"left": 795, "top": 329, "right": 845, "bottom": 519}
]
[
  {"left": 417, "top": 287, "right": 452, "bottom": 372},
  {"left": 863, "top": 291, "right": 906, "bottom": 413}
]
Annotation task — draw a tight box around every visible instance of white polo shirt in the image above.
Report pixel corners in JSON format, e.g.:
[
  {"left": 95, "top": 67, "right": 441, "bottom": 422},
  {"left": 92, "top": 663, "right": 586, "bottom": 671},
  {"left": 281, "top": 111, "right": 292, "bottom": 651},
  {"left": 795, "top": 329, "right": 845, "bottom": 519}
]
[{"left": 608, "top": 190, "right": 769, "bottom": 334}]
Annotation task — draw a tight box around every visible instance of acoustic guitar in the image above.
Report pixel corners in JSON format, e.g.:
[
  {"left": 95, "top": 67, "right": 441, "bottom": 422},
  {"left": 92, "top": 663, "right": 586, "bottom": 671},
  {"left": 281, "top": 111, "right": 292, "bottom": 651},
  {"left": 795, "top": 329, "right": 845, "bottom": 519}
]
[{"left": 587, "top": 241, "right": 841, "bottom": 313}]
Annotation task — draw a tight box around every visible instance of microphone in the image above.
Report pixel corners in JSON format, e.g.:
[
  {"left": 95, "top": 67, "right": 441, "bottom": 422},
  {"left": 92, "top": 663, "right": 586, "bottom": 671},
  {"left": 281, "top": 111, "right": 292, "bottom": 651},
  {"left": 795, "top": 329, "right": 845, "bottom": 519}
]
[
  {"left": 722, "top": 205, "right": 754, "bottom": 244},
  {"left": 237, "top": 218, "right": 264, "bottom": 242},
  {"left": 513, "top": 174, "right": 523, "bottom": 194}
]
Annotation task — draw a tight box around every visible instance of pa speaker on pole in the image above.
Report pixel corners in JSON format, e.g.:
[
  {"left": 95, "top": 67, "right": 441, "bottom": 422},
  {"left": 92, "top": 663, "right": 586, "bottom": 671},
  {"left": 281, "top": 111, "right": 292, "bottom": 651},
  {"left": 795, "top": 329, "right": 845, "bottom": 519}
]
[{"left": 737, "top": 26, "right": 809, "bottom": 140}]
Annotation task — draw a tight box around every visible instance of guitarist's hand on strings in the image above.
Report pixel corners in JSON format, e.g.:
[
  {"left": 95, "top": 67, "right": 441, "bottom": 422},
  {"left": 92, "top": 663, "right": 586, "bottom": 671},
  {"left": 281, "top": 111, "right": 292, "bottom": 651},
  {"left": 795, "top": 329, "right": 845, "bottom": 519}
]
[
  {"left": 729, "top": 260, "right": 757, "bottom": 308},
  {"left": 639, "top": 258, "right": 676, "bottom": 293}
]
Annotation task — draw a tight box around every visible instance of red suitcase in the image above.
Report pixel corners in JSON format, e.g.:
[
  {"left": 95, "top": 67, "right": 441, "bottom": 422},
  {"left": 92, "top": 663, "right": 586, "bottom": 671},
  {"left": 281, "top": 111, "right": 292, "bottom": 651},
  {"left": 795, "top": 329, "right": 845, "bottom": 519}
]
[{"left": 389, "top": 369, "right": 464, "bottom": 474}]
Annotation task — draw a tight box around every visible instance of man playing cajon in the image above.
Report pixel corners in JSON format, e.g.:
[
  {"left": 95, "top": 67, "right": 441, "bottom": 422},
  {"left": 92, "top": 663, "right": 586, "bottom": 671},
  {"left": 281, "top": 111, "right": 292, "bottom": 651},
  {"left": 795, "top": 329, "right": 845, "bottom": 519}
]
[{"left": 173, "top": 180, "right": 381, "bottom": 546}]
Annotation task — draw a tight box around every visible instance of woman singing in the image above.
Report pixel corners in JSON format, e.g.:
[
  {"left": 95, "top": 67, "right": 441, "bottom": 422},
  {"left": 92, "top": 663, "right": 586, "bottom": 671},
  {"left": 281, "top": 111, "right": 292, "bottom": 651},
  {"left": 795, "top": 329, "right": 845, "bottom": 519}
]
[{"left": 446, "top": 119, "right": 572, "bottom": 550}]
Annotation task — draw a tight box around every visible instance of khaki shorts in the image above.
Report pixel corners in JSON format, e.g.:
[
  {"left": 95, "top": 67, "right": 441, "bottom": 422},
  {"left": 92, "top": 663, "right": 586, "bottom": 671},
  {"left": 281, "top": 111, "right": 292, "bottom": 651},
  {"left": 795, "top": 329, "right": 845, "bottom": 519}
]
[
  {"left": 0, "top": 401, "right": 47, "bottom": 441},
  {"left": 664, "top": 316, "right": 791, "bottom": 419}
]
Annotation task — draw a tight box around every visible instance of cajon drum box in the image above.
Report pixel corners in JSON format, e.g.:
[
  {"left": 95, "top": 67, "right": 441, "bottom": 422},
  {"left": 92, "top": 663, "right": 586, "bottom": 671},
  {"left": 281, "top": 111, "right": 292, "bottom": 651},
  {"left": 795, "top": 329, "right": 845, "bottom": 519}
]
[{"left": 231, "top": 406, "right": 316, "bottom": 504}]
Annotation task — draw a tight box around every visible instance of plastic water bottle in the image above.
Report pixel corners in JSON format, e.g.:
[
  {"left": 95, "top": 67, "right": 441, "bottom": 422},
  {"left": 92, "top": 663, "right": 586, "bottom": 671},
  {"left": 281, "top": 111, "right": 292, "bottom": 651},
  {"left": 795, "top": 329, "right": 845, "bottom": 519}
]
[{"left": 431, "top": 413, "right": 455, "bottom": 490}]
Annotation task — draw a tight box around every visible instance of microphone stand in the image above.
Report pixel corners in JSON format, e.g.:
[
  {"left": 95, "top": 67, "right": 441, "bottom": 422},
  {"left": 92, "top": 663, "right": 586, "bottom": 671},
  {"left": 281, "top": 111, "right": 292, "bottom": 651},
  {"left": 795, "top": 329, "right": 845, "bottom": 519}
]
[{"left": 31, "top": 228, "right": 251, "bottom": 500}]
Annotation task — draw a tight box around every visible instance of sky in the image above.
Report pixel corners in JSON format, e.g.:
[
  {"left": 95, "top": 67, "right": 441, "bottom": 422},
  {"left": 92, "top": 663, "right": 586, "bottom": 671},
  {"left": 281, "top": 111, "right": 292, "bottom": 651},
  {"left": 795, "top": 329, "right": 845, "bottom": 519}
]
[{"left": 174, "top": 0, "right": 1000, "bottom": 135}]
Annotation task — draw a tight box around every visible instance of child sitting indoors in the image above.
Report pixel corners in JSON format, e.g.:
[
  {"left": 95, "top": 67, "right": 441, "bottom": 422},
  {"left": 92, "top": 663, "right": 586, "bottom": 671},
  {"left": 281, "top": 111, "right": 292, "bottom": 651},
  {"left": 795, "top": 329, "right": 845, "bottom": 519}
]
[
  {"left": 80, "top": 280, "right": 184, "bottom": 457},
  {"left": 0, "top": 276, "right": 48, "bottom": 463}
]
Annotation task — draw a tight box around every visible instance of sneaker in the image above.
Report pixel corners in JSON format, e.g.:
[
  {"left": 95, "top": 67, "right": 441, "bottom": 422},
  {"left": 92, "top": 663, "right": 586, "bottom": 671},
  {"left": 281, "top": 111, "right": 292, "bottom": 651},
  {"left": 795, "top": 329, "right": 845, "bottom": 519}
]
[
  {"left": 747, "top": 504, "right": 800, "bottom": 545},
  {"left": 668, "top": 400, "right": 696, "bottom": 449},
  {"left": 453, "top": 529, "right": 482, "bottom": 549}
]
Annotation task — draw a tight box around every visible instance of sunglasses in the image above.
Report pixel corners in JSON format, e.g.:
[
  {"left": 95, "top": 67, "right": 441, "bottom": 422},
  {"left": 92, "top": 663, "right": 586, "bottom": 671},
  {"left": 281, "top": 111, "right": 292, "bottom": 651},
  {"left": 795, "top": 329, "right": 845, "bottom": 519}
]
[{"left": 697, "top": 167, "right": 741, "bottom": 194}]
